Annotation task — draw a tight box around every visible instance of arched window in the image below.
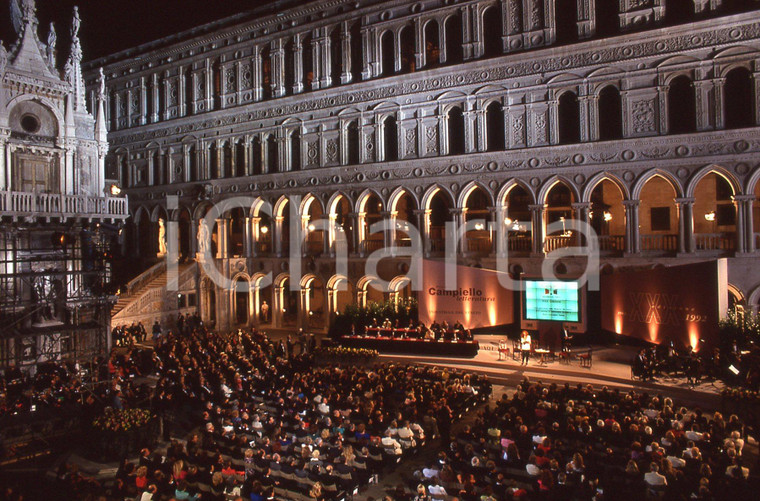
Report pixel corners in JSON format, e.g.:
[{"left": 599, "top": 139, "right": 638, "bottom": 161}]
[
  {"left": 350, "top": 22, "right": 363, "bottom": 82},
  {"left": 668, "top": 75, "right": 696, "bottom": 134},
  {"left": 267, "top": 135, "right": 278, "bottom": 172},
  {"left": 290, "top": 129, "right": 301, "bottom": 171},
  {"left": 595, "top": 1, "right": 619, "bottom": 37},
  {"left": 303, "top": 33, "right": 314, "bottom": 90},
  {"left": 152, "top": 150, "right": 162, "bottom": 185},
  {"left": 558, "top": 91, "right": 580, "bottom": 144},
  {"left": 445, "top": 14, "right": 463, "bottom": 64},
  {"left": 724, "top": 67, "right": 754, "bottom": 129},
  {"left": 285, "top": 39, "right": 295, "bottom": 93},
  {"left": 400, "top": 26, "right": 415, "bottom": 73},
  {"left": 348, "top": 120, "right": 360, "bottom": 164},
  {"left": 447, "top": 106, "right": 466, "bottom": 155},
  {"left": 482, "top": 5, "right": 502, "bottom": 57},
  {"left": 485, "top": 102, "right": 505, "bottom": 151},
  {"left": 251, "top": 137, "right": 262, "bottom": 175},
  {"left": 262, "top": 46, "right": 272, "bottom": 99},
  {"left": 235, "top": 139, "right": 246, "bottom": 177},
  {"left": 209, "top": 142, "right": 219, "bottom": 179},
  {"left": 381, "top": 30, "right": 395, "bottom": 77},
  {"left": 425, "top": 20, "right": 440, "bottom": 67},
  {"left": 383, "top": 115, "right": 398, "bottom": 161},
  {"left": 598, "top": 85, "right": 622, "bottom": 141},
  {"left": 331, "top": 28, "right": 342, "bottom": 84},
  {"left": 556, "top": 0, "right": 577, "bottom": 44},
  {"left": 222, "top": 141, "right": 233, "bottom": 178}
]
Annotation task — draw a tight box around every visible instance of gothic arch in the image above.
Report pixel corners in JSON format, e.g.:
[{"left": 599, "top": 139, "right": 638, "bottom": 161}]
[
  {"left": 748, "top": 285, "right": 760, "bottom": 311},
  {"left": 745, "top": 165, "right": 760, "bottom": 194},
  {"left": 300, "top": 193, "right": 324, "bottom": 215},
  {"left": 249, "top": 197, "right": 272, "bottom": 218},
  {"left": 274, "top": 195, "right": 293, "bottom": 218},
  {"left": 150, "top": 205, "right": 168, "bottom": 223},
  {"left": 457, "top": 180, "right": 494, "bottom": 209},
  {"left": 631, "top": 169, "right": 684, "bottom": 200},
  {"left": 388, "top": 187, "right": 420, "bottom": 213},
  {"left": 496, "top": 179, "right": 537, "bottom": 206},
  {"left": 421, "top": 184, "right": 456, "bottom": 211},
  {"left": 132, "top": 205, "right": 151, "bottom": 225},
  {"left": 192, "top": 201, "right": 215, "bottom": 221},
  {"left": 355, "top": 188, "right": 386, "bottom": 213},
  {"left": 299, "top": 273, "right": 320, "bottom": 289},
  {"left": 169, "top": 205, "right": 192, "bottom": 222},
  {"left": 685, "top": 165, "right": 741, "bottom": 198},
  {"left": 327, "top": 191, "right": 354, "bottom": 215},
  {"left": 538, "top": 176, "right": 581, "bottom": 205},
  {"left": 582, "top": 173, "right": 631, "bottom": 203}
]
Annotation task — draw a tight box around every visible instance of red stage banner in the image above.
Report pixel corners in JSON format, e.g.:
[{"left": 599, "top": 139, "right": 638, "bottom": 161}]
[
  {"left": 418, "top": 260, "right": 514, "bottom": 329},
  {"left": 601, "top": 260, "right": 728, "bottom": 350}
]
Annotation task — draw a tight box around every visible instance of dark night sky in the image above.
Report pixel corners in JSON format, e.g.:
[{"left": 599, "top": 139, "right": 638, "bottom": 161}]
[{"left": 0, "top": 0, "right": 285, "bottom": 62}]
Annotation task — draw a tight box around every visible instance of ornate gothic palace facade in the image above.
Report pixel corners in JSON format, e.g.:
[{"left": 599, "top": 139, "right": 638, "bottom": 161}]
[
  {"left": 86, "top": 0, "right": 760, "bottom": 333},
  {"left": 0, "top": 1, "right": 128, "bottom": 370}
]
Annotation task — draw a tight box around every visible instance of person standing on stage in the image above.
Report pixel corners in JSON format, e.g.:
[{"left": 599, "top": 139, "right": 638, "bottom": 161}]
[{"left": 520, "top": 330, "right": 532, "bottom": 366}]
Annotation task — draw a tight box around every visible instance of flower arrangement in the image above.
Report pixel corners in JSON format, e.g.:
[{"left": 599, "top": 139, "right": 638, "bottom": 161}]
[{"left": 92, "top": 408, "right": 154, "bottom": 432}]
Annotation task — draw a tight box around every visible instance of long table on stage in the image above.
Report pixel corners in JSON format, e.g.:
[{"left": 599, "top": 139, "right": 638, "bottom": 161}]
[{"left": 340, "top": 335, "right": 479, "bottom": 357}]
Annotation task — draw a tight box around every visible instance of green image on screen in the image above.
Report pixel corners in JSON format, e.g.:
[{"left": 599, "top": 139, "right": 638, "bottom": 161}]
[{"left": 524, "top": 280, "right": 579, "bottom": 322}]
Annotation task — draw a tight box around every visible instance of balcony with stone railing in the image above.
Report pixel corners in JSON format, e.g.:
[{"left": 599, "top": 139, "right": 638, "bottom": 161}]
[{"left": 0, "top": 191, "right": 129, "bottom": 222}]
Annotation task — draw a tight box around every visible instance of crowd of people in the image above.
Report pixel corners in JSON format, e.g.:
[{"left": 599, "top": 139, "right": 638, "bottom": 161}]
[
  {"left": 2, "top": 316, "right": 758, "bottom": 501},
  {"left": 74, "top": 325, "right": 490, "bottom": 500},
  {"left": 406, "top": 379, "right": 754, "bottom": 500}
]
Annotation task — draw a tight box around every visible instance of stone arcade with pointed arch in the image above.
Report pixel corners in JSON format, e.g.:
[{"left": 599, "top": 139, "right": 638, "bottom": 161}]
[{"left": 87, "top": 0, "right": 760, "bottom": 336}]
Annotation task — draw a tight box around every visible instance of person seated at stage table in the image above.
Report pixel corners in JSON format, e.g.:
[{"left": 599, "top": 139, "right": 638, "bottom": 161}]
[
  {"left": 430, "top": 321, "right": 442, "bottom": 338},
  {"left": 382, "top": 318, "right": 392, "bottom": 331}
]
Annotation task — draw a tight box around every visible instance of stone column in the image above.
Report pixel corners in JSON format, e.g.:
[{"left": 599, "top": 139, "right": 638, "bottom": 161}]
[
  {"left": 252, "top": 47, "right": 263, "bottom": 101},
  {"left": 572, "top": 202, "right": 591, "bottom": 246},
  {"left": 293, "top": 35, "right": 304, "bottom": 94},
  {"left": 348, "top": 212, "right": 361, "bottom": 257},
  {"left": 179, "top": 66, "right": 187, "bottom": 117},
  {"left": 713, "top": 76, "right": 726, "bottom": 130},
  {"left": 623, "top": 200, "right": 640, "bottom": 254},
  {"left": 203, "top": 60, "right": 214, "bottom": 112},
  {"left": 450, "top": 208, "right": 467, "bottom": 255},
  {"left": 271, "top": 39, "right": 286, "bottom": 97},
  {"left": 274, "top": 215, "right": 285, "bottom": 257},
  {"left": 380, "top": 210, "right": 393, "bottom": 250},
  {"left": 530, "top": 204, "right": 545, "bottom": 256},
  {"left": 0, "top": 129, "right": 9, "bottom": 191},
  {"left": 414, "top": 209, "right": 431, "bottom": 257},
  {"left": 734, "top": 194, "right": 756, "bottom": 254},
  {"left": 657, "top": 85, "right": 669, "bottom": 134},
  {"left": 216, "top": 218, "right": 230, "bottom": 259},
  {"left": 299, "top": 288, "right": 309, "bottom": 329},
  {"left": 675, "top": 197, "right": 695, "bottom": 254},
  {"left": 273, "top": 284, "right": 283, "bottom": 328},
  {"left": 493, "top": 203, "right": 508, "bottom": 257},
  {"left": 139, "top": 76, "right": 148, "bottom": 125},
  {"left": 251, "top": 217, "right": 263, "bottom": 256},
  {"left": 694, "top": 76, "right": 713, "bottom": 131},
  {"left": 340, "top": 22, "right": 352, "bottom": 84},
  {"left": 243, "top": 217, "right": 253, "bottom": 257}
]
